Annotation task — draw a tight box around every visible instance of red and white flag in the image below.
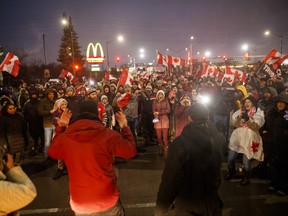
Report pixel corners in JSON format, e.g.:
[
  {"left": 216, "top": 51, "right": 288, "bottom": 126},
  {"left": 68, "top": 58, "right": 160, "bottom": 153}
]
[
  {"left": 117, "top": 93, "right": 132, "bottom": 108},
  {"left": 225, "top": 66, "right": 246, "bottom": 83},
  {"left": 166, "top": 55, "right": 185, "bottom": 66},
  {"left": 0, "top": 52, "right": 21, "bottom": 77},
  {"left": 59, "top": 69, "right": 78, "bottom": 83},
  {"left": 199, "top": 65, "right": 218, "bottom": 78},
  {"left": 105, "top": 71, "right": 117, "bottom": 81},
  {"left": 118, "top": 68, "right": 134, "bottom": 86},
  {"left": 262, "top": 49, "right": 288, "bottom": 65},
  {"left": 156, "top": 51, "right": 168, "bottom": 66}
]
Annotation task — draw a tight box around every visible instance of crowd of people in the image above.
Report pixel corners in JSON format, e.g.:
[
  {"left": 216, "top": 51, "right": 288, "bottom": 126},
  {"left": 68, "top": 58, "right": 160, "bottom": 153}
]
[{"left": 0, "top": 69, "right": 288, "bottom": 215}]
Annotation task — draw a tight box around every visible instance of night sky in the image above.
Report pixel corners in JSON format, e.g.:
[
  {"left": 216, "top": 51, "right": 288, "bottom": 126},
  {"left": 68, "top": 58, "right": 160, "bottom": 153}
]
[{"left": 0, "top": 0, "right": 287, "bottom": 67}]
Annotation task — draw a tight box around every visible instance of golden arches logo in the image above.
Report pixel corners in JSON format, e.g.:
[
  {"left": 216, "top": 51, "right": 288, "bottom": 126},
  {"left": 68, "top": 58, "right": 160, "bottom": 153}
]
[{"left": 86, "top": 43, "right": 105, "bottom": 63}]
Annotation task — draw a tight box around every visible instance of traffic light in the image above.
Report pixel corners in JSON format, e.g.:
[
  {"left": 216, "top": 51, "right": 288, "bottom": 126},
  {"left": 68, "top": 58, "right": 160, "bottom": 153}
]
[
  {"left": 74, "top": 64, "right": 79, "bottom": 71},
  {"left": 244, "top": 52, "right": 250, "bottom": 61},
  {"left": 116, "top": 57, "right": 120, "bottom": 63}
]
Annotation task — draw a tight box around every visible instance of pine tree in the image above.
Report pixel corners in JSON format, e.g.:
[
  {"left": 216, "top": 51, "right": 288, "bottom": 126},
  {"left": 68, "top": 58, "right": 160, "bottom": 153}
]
[{"left": 57, "top": 12, "right": 85, "bottom": 75}]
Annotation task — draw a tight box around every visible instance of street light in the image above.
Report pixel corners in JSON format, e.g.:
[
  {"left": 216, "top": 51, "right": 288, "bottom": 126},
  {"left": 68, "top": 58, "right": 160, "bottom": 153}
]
[
  {"left": 264, "top": 30, "right": 283, "bottom": 53},
  {"left": 106, "top": 35, "right": 124, "bottom": 69},
  {"left": 62, "top": 12, "right": 74, "bottom": 74},
  {"left": 189, "top": 36, "right": 194, "bottom": 74}
]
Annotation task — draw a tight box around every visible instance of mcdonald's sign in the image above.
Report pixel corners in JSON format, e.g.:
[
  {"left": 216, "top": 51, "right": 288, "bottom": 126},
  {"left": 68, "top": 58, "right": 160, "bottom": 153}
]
[{"left": 86, "top": 43, "right": 105, "bottom": 64}]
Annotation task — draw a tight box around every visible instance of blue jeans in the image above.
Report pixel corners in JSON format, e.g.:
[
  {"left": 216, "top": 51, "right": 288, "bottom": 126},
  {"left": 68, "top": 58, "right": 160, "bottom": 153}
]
[
  {"left": 74, "top": 201, "right": 125, "bottom": 216},
  {"left": 227, "top": 150, "right": 251, "bottom": 173},
  {"left": 44, "top": 127, "right": 55, "bottom": 156}
]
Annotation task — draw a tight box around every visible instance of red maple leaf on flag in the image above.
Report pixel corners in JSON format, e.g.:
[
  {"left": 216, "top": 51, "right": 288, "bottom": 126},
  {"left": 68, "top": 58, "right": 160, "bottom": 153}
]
[
  {"left": 251, "top": 141, "right": 260, "bottom": 153},
  {"left": 173, "top": 58, "right": 179, "bottom": 63}
]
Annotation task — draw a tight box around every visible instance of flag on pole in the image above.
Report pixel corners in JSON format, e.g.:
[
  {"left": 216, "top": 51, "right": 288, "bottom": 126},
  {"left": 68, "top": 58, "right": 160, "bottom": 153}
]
[
  {"left": 105, "top": 71, "right": 117, "bottom": 81},
  {"left": 198, "top": 65, "right": 218, "bottom": 78},
  {"left": 59, "top": 69, "right": 78, "bottom": 83},
  {"left": 262, "top": 49, "right": 288, "bottom": 65},
  {"left": 166, "top": 55, "right": 185, "bottom": 66},
  {"left": 156, "top": 51, "right": 168, "bottom": 66},
  {"left": 257, "top": 49, "right": 288, "bottom": 78},
  {"left": 225, "top": 66, "right": 246, "bottom": 83},
  {"left": 116, "top": 93, "right": 132, "bottom": 108},
  {"left": 118, "top": 68, "right": 133, "bottom": 86},
  {"left": 0, "top": 52, "right": 21, "bottom": 77}
]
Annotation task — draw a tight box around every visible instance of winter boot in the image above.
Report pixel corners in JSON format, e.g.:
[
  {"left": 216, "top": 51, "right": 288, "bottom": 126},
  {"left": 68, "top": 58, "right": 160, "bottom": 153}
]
[
  {"left": 224, "top": 169, "right": 236, "bottom": 181},
  {"left": 240, "top": 171, "right": 250, "bottom": 186}
]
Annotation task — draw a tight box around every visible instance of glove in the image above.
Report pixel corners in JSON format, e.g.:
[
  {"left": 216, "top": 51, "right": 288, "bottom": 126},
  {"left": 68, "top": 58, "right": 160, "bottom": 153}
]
[
  {"left": 241, "top": 112, "right": 249, "bottom": 121},
  {"left": 284, "top": 110, "right": 288, "bottom": 121}
]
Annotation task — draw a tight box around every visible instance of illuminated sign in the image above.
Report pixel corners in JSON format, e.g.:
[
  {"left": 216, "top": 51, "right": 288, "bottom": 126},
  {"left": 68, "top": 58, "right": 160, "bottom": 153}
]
[{"left": 86, "top": 43, "right": 105, "bottom": 64}]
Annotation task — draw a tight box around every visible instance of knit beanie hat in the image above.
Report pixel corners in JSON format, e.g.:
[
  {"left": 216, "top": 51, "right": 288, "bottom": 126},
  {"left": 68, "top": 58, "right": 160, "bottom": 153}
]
[
  {"left": 244, "top": 96, "right": 258, "bottom": 108},
  {"left": 145, "top": 83, "right": 153, "bottom": 89},
  {"left": 78, "top": 100, "right": 98, "bottom": 116},
  {"left": 66, "top": 86, "right": 75, "bottom": 93},
  {"left": 187, "top": 103, "right": 209, "bottom": 123},
  {"left": 156, "top": 90, "right": 165, "bottom": 98},
  {"left": 124, "top": 84, "right": 131, "bottom": 89},
  {"left": 101, "top": 95, "right": 108, "bottom": 101},
  {"left": 274, "top": 91, "right": 288, "bottom": 104},
  {"left": 88, "top": 88, "right": 97, "bottom": 95}
]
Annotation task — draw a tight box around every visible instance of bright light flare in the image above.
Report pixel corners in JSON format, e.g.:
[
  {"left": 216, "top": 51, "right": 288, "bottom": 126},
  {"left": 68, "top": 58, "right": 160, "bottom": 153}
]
[
  {"left": 117, "top": 35, "right": 124, "bottom": 42},
  {"left": 198, "top": 95, "right": 211, "bottom": 105},
  {"left": 89, "top": 80, "right": 95, "bottom": 86}
]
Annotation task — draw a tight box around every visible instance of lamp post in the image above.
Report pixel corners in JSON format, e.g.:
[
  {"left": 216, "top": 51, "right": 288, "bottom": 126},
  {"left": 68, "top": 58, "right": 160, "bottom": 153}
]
[
  {"left": 189, "top": 36, "right": 194, "bottom": 74},
  {"left": 62, "top": 12, "right": 75, "bottom": 75},
  {"left": 264, "top": 30, "right": 283, "bottom": 53},
  {"left": 106, "top": 35, "right": 124, "bottom": 69},
  {"left": 42, "top": 34, "right": 48, "bottom": 66}
]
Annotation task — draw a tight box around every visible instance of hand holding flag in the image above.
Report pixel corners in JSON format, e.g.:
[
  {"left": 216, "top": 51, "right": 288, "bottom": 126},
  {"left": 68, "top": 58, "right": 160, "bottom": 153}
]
[{"left": 0, "top": 52, "right": 21, "bottom": 77}]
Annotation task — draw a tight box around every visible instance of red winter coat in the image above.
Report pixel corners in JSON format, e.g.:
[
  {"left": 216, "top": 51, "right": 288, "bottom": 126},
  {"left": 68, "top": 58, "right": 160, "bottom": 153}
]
[{"left": 48, "top": 116, "right": 136, "bottom": 214}]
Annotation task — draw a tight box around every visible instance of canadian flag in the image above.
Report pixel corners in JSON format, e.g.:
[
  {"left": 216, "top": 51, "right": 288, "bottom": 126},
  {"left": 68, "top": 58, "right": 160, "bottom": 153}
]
[
  {"left": 118, "top": 68, "right": 134, "bottom": 86},
  {"left": 105, "top": 71, "right": 117, "bottom": 81},
  {"left": 225, "top": 66, "right": 246, "bottom": 83},
  {"left": 156, "top": 51, "right": 168, "bottom": 66},
  {"left": 0, "top": 52, "right": 21, "bottom": 77},
  {"left": 117, "top": 93, "right": 132, "bottom": 108},
  {"left": 59, "top": 69, "right": 78, "bottom": 83},
  {"left": 199, "top": 65, "right": 218, "bottom": 78},
  {"left": 262, "top": 49, "right": 288, "bottom": 65},
  {"left": 166, "top": 55, "right": 185, "bottom": 66}
]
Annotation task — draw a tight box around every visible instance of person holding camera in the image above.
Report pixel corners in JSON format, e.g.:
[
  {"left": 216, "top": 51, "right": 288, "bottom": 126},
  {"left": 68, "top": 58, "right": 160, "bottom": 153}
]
[
  {"left": 224, "top": 96, "right": 265, "bottom": 186},
  {"left": 0, "top": 146, "right": 37, "bottom": 215}
]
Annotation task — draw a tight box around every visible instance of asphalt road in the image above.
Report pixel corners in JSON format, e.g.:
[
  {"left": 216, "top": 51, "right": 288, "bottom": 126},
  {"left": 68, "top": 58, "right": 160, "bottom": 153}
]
[{"left": 19, "top": 139, "right": 288, "bottom": 216}]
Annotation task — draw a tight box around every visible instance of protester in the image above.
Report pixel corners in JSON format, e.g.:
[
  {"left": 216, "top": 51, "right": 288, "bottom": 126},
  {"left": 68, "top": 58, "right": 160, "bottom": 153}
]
[
  {"left": 138, "top": 83, "right": 155, "bottom": 145},
  {"left": 38, "top": 88, "right": 57, "bottom": 158},
  {"left": 152, "top": 90, "right": 171, "bottom": 157},
  {"left": 48, "top": 101, "right": 136, "bottom": 215},
  {"left": 224, "top": 96, "right": 265, "bottom": 186},
  {"left": 264, "top": 91, "right": 288, "bottom": 196},
  {"left": 0, "top": 146, "right": 37, "bottom": 215},
  {"left": 155, "top": 103, "right": 224, "bottom": 216},
  {"left": 23, "top": 88, "right": 44, "bottom": 154},
  {"left": 51, "top": 98, "right": 68, "bottom": 180},
  {"left": 0, "top": 103, "right": 28, "bottom": 165},
  {"left": 174, "top": 93, "right": 191, "bottom": 137}
]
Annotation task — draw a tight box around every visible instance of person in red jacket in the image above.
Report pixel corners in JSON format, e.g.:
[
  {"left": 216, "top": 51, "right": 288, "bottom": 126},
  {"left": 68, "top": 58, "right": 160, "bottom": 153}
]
[{"left": 48, "top": 100, "right": 136, "bottom": 216}]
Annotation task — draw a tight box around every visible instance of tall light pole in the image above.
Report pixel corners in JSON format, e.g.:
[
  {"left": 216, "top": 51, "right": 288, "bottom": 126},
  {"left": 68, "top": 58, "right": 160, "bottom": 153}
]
[
  {"left": 189, "top": 36, "right": 194, "bottom": 74},
  {"left": 264, "top": 30, "right": 283, "bottom": 53},
  {"left": 106, "top": 35, "right": 124, "bottom": 69},
  {"left": 62, "top": 12, "right": 75, "bottom": 75},
  {"left": 42, "top": 34, "right": 47, "bottom": 66}
]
